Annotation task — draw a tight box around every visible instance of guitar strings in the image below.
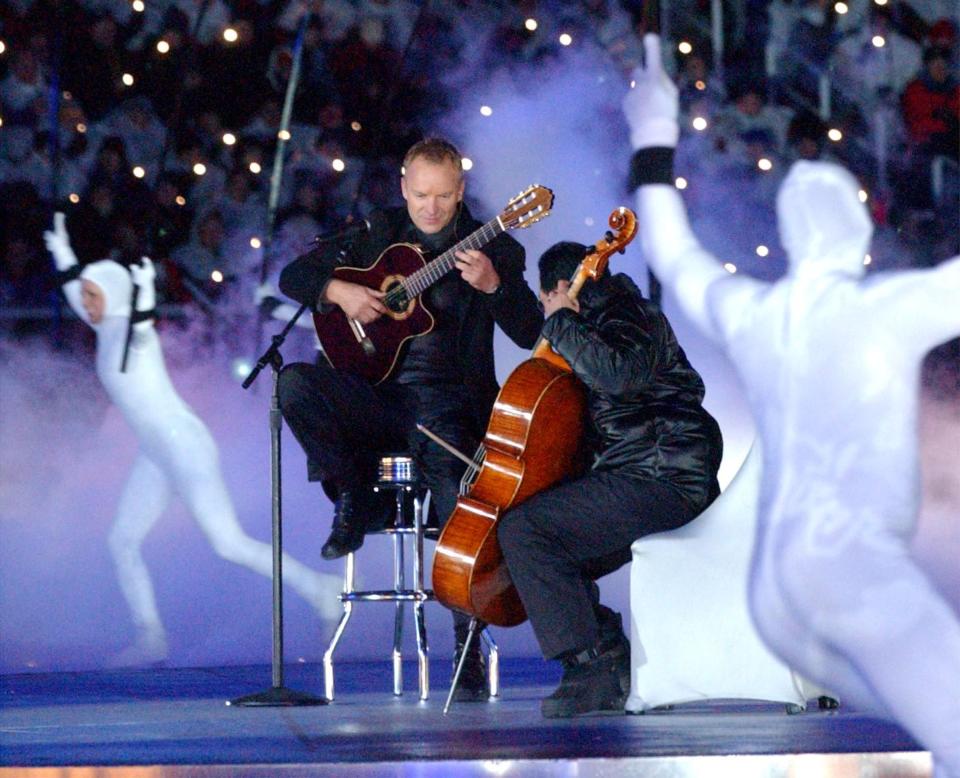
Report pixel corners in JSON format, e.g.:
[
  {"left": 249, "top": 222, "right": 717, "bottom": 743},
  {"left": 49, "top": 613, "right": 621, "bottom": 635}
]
[
  {"left": 379, "top": 188, "right": 547, "bottom": 308},
  {"left": 381, "top": 220, "right": 501, "bottom": 308}
]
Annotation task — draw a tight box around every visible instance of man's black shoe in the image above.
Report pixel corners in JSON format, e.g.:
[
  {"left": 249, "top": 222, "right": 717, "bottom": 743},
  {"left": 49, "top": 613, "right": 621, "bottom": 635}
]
[
  {"left": 451, "top": 631, "right": 488, "bottom": 702},
  {"left": 321, "top": 490, "right": 369, "bottom": 560},
  {"left": 541, "top": 645, "right": 627, "bottom": 719},
  {"left": 597, "top": 613, "right": 631, "bottom": 696}
]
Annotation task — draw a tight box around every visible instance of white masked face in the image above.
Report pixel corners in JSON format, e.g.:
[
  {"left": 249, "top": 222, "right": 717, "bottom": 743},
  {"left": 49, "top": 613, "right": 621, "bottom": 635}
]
[
  {"left": 79, "top": 260, "right": 134, "bottom": 320},
  {"left": 777, "top": 161, "right": 873, "bottom": 276}
]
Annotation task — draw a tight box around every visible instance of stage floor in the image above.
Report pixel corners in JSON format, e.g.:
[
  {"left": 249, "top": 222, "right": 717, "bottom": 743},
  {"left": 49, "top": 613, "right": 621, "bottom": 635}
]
[{"left": 0, "top": 659, "right": 931, "bottom": 777}]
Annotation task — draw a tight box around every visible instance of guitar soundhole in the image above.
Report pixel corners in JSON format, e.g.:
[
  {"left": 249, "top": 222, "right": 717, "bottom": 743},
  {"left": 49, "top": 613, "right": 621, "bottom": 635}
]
[{"left": 383, "top": 280, "right": 410, "bottom": 314}]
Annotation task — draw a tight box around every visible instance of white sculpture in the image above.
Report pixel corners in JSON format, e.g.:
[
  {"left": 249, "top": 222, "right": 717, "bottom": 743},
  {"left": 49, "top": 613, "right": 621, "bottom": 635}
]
[
  {"left": 628, "top": 441, "right": 824, "bottom": 711},
  {"left": 45, "top": 214, "right": 340, "bottom": 667},
  {"left": 624, "top": 35, "right": 960, "bottom": 776}
]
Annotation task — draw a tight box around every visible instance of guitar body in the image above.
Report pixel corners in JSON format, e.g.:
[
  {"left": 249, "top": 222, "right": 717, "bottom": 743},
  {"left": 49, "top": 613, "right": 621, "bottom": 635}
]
[
  {"left": 313, "top": 243, "right": 434, "bottom": 384},
  {"left": 432, "top": 358, "right": 587, "bottom": 627}
]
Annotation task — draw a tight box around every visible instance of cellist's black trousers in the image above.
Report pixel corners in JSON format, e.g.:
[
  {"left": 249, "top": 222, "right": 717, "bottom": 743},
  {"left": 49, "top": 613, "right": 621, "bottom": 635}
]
[{"left": 498, "top": 471, "right": 698, "bottom": 659}]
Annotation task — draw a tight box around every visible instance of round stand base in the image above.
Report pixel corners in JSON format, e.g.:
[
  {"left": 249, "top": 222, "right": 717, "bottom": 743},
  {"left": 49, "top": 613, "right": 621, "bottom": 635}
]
[{"left": 227, "top": 686, "right": 329, "bottom": 707}]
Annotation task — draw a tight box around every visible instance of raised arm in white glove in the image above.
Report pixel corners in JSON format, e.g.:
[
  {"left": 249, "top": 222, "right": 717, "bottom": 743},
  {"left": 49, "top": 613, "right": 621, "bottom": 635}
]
[
  {"left": 624, "top": 34, "right": 756, "bottom": 339},
  {"left": 130, "top": 256, "right": 157, "bottom": 314},
  {"left": 622, "top": 34, "right": 681, "bottom": 150},
  {"left": 43, "top": 212, "right": 79, "bottom": 272}
]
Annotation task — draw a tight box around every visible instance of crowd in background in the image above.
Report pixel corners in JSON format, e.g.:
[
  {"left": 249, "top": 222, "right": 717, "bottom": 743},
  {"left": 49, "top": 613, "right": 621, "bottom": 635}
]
[{"left": 1, "top": 0, "right": 957, "bottom": 384}]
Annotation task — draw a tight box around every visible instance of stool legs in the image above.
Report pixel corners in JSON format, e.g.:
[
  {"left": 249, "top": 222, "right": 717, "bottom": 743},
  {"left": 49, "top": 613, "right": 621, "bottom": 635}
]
[
  {"left": 482, "top": 628, "right": 500, "bottom": 699},
  {"left": 391, "top": 490, "right": 405, "bottom": 696},
  {"left": 321, "top": 486, "right": 433, "bottom": 702},
  {"left": 323, "top": 553, "right": 356, "bottom": 700},
  {"left": 413, "top": 491, "right": 429, "bottom": 700}
]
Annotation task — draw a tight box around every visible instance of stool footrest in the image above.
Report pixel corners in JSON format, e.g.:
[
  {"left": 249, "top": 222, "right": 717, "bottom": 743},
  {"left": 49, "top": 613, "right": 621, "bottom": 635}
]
[{"left": 341, "top": 590, "right": 436, "bottom": 603}]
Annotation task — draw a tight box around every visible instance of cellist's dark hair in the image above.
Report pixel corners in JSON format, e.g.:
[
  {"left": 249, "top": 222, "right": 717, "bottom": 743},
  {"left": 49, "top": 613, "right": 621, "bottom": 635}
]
[{"left": 538, "top": 241, "right": 598, "bottom": 292}]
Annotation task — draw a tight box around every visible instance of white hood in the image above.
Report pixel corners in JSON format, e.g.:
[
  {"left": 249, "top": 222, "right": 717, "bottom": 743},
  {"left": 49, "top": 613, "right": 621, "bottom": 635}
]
[
  {"left": 777, "top": 161, "right": 873, "bottom": 277},
  {"left": 80, "top": 260, "right": 133, "bottom": 319}
]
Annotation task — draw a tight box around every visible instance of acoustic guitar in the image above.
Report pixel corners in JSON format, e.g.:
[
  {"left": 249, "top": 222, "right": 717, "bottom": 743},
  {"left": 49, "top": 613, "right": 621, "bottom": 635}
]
[{"left": 313, "top": 185, "right": 554, "bottom": 385}]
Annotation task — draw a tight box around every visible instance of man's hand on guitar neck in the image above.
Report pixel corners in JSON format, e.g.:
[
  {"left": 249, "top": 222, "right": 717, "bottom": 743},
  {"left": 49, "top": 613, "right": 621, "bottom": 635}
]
[{"left": 322, "top": 279, "right": 388, "bottom": 324}]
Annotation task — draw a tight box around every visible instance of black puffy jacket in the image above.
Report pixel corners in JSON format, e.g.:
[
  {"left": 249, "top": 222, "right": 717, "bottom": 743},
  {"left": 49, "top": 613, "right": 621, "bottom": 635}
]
[{"left": 542, "top": 272, "right": 723, "bottom": 513}]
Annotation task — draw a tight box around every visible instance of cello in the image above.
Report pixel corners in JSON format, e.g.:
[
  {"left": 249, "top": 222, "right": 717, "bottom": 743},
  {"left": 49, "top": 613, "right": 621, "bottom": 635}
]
[{"left": 431, "top": 207, "right": 638, "bottom": 628}]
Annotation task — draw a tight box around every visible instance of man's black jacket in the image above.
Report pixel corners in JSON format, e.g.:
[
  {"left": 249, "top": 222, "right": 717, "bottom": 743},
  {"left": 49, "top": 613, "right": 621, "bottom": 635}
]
[
  {"left": 542, "top": 272, "right": 723, "bottom": 513},
  {"left": 279, "top": 203, "right": 543, "bottom": 431}
]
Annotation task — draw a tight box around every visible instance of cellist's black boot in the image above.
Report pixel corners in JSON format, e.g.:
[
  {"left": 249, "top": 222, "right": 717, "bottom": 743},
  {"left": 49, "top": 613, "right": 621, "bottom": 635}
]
[
  {"left": 596, "top": 608, "right": 631, "bottom": 697},
  {"left": 541, "top": 640, "right": 628, "bottom": 719}
]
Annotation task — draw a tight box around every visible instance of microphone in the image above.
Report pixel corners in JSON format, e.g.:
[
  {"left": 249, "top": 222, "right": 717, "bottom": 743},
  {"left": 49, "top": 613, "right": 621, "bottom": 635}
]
[{"left": 313, "top": 217, "right": 372, "bottom": 245}]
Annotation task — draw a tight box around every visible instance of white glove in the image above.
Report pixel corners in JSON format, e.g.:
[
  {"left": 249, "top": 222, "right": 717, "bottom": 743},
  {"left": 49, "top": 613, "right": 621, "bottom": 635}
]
[
  {"left": 43, "top": 212, "right": 80, "bottom": 272},
  {"left": 130, "top": 256, "right": 157, "bottom": 312},
  {"left": 255, "top": 281, "right": 277, "bottom": 306},
  {"left": 622, "top": 34, "right": 680, "bottom": 150}
]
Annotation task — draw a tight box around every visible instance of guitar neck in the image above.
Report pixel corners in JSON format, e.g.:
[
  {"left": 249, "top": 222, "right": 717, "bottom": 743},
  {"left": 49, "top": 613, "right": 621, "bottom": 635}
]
[{"left": 403, "top": 217, "right": 504, "bottom": 297}]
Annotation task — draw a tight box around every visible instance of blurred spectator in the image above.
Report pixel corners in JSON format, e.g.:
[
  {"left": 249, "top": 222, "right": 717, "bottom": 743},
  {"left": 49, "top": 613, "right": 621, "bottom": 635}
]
[
  {"left": 62, "top": 12, "right": 139, "bottom": 121},
  {"left": 150, "top": 173, "right": 195, "bottom": 260},
  {"left": 786, "top": 109, "right": 832, "bottom": 161},
  {"left": 139, "top": 7, "right": 205, "bottom": 118},
  {"left": 165, "top": 131, "right": 228, "bottom": 206},
  {"left": 0, "top": 47, "right": 47, "bottom": 118},
  {"left": 168, "top": 0, "right": 232, "bottom": 46},
  {"left": 4, "top": 131, "right": 65, "bottom": 202},
  {"left": 198, "top": 18, "right": 271, "bottom": 128},
  {"left": 714, "top": 81, "right": 792, "bottom": 163},
  {"left": 0, "top": 181, "right": 52, "bottom": 316},
  {"left": 897, "top": 45, "right": 959, "bottom": 218},
  {"left": 902, "top": 46, "right": 960, "bottom": 156},
  {"left": 580, "top": 0, "right": 645, "bottom": 74},
  {"left": 169, "top": 208, "right": 231, "bottom": 299},
  {"left": 277, "top": 0, "right": 357, "bottom": 44},
  {"left": 328, "top": 19, "right": 405, "bottom": 148},
  {"left": 241, "top": 96, "right": 283, "bottom": 144},
  {"left": 927, "top": 18, "right": 958, "bottom": 52},
  {"left": 774, "top": 0, "right": 839, "bottom": 110},
  {"left": 277, "top": 171, "right": 333, "bottom": 233},
  {"left": 833, "top": 3, "right": 923, "bottom": 109},
  {"left": 208, "top": 169, "right": 265, "bottom": 235},
  {"left": 104, "top": 96, "right": 168, "bottom": 177},
  {"left": 85, "top": 135, "right": 141, "bottom": 198},
  {"left": 676, "top": 50, "right": 726, "bottom": 123},
  {"left": 1, "top": 233, "right": 55, "bottom": 308}
]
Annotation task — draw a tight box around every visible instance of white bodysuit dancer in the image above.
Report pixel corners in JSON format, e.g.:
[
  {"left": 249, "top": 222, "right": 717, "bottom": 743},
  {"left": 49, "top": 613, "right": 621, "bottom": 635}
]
[
  {"left": 45, "top": 214, "right": 340, "bottom": 667},
  {"left": 624, "top": 36, "right": 960, "bottom": 777}
]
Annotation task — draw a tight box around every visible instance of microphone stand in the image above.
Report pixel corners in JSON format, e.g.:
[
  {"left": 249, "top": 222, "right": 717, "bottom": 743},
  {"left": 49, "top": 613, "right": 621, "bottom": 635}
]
[{"left": 228, "top": 302, "right": 327, "bottom": 707}]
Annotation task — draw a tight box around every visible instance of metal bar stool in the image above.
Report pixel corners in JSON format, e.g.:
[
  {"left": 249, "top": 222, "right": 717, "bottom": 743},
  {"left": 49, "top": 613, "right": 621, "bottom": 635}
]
[
  {"left": 322, "top": 454, "right": 435, "bottom": 701},
  {"left": 321, "top": 453, "right": 501, "bottom": 704}
]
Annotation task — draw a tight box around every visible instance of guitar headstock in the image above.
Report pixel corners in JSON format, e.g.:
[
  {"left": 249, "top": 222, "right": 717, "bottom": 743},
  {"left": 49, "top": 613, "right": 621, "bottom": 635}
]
[{"left": 499, "top": 185, "right": 554, "bottom": 231}]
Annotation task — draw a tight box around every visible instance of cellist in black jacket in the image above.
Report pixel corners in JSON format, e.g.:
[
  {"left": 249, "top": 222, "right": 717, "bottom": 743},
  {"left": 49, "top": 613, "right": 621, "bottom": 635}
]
[
  {"left": 277, "top": 137, "right": 542, "bottom": 700},
  {"left": 498, "top": 241, "right": 723, "bottom": 718}
]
